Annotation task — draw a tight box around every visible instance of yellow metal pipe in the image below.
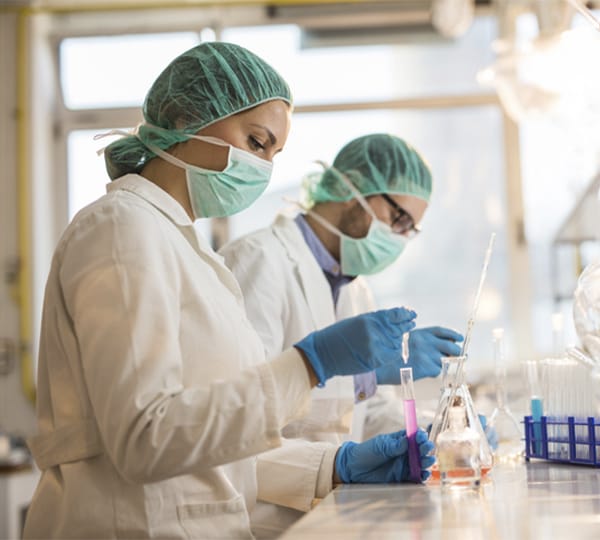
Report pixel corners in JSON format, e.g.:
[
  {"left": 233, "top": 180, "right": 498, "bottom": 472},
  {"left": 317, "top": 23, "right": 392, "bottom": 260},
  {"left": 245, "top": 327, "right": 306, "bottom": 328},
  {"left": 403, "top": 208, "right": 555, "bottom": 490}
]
[{"left": 15, "top": 9, "right": 36, "bottom": 405}]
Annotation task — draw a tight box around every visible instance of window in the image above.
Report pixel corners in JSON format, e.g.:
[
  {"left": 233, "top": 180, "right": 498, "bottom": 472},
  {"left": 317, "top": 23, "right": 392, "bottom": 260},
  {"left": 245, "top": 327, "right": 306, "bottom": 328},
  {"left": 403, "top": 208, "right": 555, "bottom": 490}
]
[
  {"left": 222, "top": 19, "right": 497, "bottom": 105},
  {"left": 516, "top": 11, "right": 600, "bottom": 352},
  {"left": 60, "top": 33, "right": 200, "bottom": 109}
]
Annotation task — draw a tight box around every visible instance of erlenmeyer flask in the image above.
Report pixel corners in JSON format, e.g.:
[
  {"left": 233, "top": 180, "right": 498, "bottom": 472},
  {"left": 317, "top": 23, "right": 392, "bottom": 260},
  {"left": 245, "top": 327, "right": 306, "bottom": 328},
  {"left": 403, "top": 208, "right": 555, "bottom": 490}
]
[
  {"left": 429, "top": 355, "right": 494, "bottom": 479},
  {"left": 486, "top": 328, "right": 524, "bottom": 462}
]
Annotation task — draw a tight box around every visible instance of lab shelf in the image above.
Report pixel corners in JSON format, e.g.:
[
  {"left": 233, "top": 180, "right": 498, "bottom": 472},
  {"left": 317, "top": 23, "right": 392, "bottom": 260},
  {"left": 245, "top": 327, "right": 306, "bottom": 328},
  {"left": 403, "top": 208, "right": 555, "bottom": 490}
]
[{"left": 524, "top": 415, "right": 600, "bottom": 466}]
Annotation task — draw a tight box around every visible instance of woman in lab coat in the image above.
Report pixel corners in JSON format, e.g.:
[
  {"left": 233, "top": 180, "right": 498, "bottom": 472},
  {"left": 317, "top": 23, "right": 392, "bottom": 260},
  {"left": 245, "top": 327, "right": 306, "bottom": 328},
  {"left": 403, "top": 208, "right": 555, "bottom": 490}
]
[{"left": 23, "top": 43, "right": 427, "bottom": 539}]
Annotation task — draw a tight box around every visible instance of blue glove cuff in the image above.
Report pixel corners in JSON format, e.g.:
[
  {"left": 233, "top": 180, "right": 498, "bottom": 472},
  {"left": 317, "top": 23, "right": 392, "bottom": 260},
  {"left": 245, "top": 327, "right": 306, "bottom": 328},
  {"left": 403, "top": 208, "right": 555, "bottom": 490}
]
[
  {"left": 335, "top": 441, "right": 356, "bottom": 484},
  {"left": 294, "top": 338, "right": 327, "bottom": 387}
]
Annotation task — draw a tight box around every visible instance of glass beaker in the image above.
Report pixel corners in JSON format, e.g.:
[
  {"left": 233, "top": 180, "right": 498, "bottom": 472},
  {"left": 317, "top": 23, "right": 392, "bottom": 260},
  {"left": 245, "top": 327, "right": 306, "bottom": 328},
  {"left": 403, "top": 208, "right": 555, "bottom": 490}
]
[{"left": 429, "top": 355, "right": 494, "bottom": 479}]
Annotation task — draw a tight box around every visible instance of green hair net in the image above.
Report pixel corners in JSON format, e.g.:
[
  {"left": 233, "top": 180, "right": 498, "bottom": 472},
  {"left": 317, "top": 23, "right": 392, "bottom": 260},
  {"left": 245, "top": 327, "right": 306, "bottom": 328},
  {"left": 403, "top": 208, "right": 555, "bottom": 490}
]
[
  {"left": 104, "top": 42, "right": 292, "bottom": 180},
  {"left": 302, "top": 133, "right": 432, "bottom": 207}
]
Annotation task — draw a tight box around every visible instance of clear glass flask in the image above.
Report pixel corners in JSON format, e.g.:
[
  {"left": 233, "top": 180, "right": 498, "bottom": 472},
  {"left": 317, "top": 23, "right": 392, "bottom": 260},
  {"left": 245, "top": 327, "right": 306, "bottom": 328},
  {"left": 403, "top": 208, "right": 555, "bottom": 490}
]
[
  {"left": 486, "top": 328, "right": 524, "bottom": 462},
  {"left": 437, "top": 404, "right": 481, "bottom": 489},
  {"left": 429, "top": 355, "right": 494, "bottom": 479}
]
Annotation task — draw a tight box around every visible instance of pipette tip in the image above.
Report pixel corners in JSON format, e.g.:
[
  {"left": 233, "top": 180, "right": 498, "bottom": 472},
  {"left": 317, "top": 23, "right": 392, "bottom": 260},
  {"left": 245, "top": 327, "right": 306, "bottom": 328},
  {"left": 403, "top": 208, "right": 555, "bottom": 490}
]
[{"left": 402, "top": 332, "right": 410, "bottom": 364}]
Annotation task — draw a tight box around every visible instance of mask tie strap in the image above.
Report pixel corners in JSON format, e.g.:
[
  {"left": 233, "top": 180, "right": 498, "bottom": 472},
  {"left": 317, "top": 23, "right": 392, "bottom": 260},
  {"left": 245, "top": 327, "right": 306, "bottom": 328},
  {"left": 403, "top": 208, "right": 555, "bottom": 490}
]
[
  {"left": 315, "top": 161, "right": 379, "bottom": 221},
  {"left": 95, "top": 123, "right": 227, "bottom": 173},
  {"left": 93, "top": 123, "right": 143, "bottom": 156},
  {"left": 316, "top": 163, "right": 400, "bottom": 237},
  {"left": 282, "top": 195, "right": 347, "bottom": 239}
]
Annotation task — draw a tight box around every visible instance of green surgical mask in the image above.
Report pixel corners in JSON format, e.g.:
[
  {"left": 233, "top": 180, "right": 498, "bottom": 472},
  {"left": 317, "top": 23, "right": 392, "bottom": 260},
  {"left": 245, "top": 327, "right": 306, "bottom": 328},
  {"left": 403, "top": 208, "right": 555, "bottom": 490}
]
[
  {"left": 307, "top": 206, "right": 406, "bottom": 276},
  {"left": 292, "top": 167, "right": 407, "bottom": 276},
  {"left": 328, "top": 167, "right": 408, "bottom": 275},
  {"left": 146, "top": 134, "right": 272, "bottom": 219},
  {"left": 340, "top": 218, "right": 406, "bottom": 276}
]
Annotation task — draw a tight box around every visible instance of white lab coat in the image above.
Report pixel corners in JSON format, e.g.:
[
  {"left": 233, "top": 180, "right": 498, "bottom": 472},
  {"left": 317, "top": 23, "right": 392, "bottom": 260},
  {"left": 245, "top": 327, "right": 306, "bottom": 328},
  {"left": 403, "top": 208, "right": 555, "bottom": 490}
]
[
  {"left": 221, "top": 213, "right": 390, "bottom": 538},
  {"left": 23, "top": 175, "right": 312, "bottom": 540},
  {"left": 222, "top": 213, "right": 375, "bottom": 436}
]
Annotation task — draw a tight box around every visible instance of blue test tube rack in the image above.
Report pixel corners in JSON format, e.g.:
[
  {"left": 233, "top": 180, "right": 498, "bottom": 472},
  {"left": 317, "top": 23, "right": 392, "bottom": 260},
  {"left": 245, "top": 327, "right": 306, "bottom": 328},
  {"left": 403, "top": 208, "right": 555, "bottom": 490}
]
[{"left": 523, "top": 415, "right": 600, "bottom": 466}]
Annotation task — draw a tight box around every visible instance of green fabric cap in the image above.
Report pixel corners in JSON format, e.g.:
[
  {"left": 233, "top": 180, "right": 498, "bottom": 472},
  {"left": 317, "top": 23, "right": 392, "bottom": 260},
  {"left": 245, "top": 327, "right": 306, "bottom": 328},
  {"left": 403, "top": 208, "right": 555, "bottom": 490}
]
[
  {"left": 104, "top": 42, "right": 292, "bottom": 180},
  {"left": 303, "top": 133, "right": 432, "bottom": 207}
]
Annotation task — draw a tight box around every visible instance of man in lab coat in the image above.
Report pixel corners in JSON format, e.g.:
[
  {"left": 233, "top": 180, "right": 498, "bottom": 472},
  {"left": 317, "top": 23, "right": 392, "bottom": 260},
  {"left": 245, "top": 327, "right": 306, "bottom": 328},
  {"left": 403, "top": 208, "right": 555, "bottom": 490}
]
[{"left": 220, "top": 133, "right": 462, "bottom": 537}]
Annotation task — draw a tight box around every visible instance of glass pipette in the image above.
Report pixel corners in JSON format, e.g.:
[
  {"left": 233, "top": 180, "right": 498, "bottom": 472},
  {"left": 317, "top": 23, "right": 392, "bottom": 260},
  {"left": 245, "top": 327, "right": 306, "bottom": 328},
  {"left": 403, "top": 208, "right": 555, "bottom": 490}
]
[
  {"left": 402, "top": 331, "right": 410, "bottom": 365},
  {"left": 444, "top": 233, "right": 496, "bottom": 432},
  {"left": 460, "top": 232, "right": 496, "bottom": 358},
  {"left": 400, "top": 333, "right": 421, "bottom": 482},
  {"left": 446, "top": 233, "right": 496, "bottom": 391},
  {"left": 564, "top": 0, "right": 600, "bottom": 32}
]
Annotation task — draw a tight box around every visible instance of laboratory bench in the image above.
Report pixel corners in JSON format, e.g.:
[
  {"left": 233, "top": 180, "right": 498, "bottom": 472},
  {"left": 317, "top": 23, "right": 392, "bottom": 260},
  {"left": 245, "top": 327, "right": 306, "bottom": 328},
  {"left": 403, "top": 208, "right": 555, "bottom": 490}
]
[{"left": 280, "top": 461, "right": 600, "bottom": 539}]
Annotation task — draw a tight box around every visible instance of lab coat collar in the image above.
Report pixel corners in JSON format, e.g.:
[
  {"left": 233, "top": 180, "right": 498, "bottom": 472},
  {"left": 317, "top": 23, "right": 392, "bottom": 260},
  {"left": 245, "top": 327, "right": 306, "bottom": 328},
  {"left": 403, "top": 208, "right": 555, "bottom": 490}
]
[
  {"left": 108, "top": 174, "right": 243, "bottom": 302},
  {"left": 272, "top": 213, "right": 336, "bottom": 329},
  {"left": 107, "top": 174, "right": 193, "bottom": 227}
]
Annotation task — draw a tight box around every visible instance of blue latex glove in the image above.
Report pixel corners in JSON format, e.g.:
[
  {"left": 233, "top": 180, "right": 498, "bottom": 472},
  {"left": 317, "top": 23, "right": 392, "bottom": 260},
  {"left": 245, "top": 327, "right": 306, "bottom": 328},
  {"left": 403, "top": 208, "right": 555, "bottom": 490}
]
[
  {"left": 295, "top": 308, "right": 416, "bottom": 386},
  {"left": 335, "top": 429, "right": 435, "bottom": 484},
  {"left": 479, "top": 414, "right": 499, "bottom": 450},
  {"left": 375, "top": 326, "right": 463, "bottom": 384}
]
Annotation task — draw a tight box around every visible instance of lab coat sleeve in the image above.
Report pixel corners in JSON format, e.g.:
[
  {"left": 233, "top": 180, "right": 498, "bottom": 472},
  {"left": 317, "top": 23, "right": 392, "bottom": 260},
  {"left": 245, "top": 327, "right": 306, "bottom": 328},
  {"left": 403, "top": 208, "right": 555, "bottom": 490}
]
[
  {"left": 59, "top": 204, "right": 311, "bottom": 484},
  {"left": 354, "top": 371, "right": 378, "bottom": 402},
  {"left": 256, "top": 438, "right": 339, "bottom": 512},
  {"left": 221, "top": 235, "right": 287, "bottom": 359}
]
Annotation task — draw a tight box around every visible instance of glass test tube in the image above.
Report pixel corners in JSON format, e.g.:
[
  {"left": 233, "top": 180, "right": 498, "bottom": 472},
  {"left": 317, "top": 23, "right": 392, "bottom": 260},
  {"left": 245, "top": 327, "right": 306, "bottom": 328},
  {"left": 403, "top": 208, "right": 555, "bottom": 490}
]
[
  {"left": 525, "top": 360, "right": 543, "bottom": 454},
  {"left": 551, "top": 312, "right": 564, "bottom": 357},
  {"left": 401, "top": 367, "right": 421, "bottom": 483}
]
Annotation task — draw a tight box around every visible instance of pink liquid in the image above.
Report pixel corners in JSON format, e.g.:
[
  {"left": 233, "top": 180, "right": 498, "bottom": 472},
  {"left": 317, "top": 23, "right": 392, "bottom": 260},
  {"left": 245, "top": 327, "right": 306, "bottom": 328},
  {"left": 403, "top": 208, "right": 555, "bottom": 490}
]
[
  {"left": 403, "top": 399, "right": 421, "bottom": 482},
  {"left": 403, "top": 399, "right": 417, "bottom": 436}
]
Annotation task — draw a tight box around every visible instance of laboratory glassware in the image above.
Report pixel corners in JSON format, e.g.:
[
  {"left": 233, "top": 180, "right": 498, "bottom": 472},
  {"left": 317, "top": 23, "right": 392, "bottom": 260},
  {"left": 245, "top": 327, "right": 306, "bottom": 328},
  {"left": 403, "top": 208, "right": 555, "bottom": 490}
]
[
  {"left": 551, "top": 312, "right": 565, "bottom": 357},
  {"left": 524, "top": 360, "right": 544, "bottom": 455},
  {"left": 447, "top": 233, "right": 496, "bottom": 410},
  {"left": 429, "top": 355, "right": 494, "bottom": 479},
  {"left": 525, "top": 348, "right": 600, "bottom": 463},
  {"left": 565, "top": 0, "right": 600, "bottom": 32},
  {"left": 486, "top": 328, "right": 523, "bottom": 462},
  {"left": 541, "top": 355, "right": 580, "bottom": 458},
  {"left": 460, "top": 233, "right": 496, "bottom": 358},
  {"left": 541, "top": 350, "right": 598, "bottom": 459},
  {"left": 400, "top": 367, "right": 421, "bottom": 483},
  {"left": 437, "top": 404, "right": 481, "bottom": 489},
  {"left": 567, "top": 347, "right": 600, "bottom": 418}
]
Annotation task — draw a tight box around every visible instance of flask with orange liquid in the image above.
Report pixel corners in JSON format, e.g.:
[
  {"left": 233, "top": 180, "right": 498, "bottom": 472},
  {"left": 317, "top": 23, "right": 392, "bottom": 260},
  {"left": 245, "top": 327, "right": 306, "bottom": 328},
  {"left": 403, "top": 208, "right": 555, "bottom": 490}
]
[
  {"left": 437, "top": 404, "right": 481, "bottom": 489},
  {"left": 428, "top": 355, "right": 494, "bottom": 480}
]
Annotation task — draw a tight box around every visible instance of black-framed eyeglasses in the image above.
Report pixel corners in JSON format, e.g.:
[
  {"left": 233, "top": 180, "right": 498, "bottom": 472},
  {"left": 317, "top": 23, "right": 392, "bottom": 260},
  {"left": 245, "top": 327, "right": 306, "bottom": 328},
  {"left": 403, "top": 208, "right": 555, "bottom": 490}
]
[{"left": 380, "top": 193, "right": 421, "bottom": 238}]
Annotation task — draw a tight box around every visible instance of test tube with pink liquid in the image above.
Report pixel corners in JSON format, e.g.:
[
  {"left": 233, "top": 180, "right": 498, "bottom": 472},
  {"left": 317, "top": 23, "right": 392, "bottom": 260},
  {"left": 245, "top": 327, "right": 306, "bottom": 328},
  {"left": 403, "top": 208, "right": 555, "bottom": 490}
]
[{"left": 400, "top": 331, "right": 421, "bottom": 483}]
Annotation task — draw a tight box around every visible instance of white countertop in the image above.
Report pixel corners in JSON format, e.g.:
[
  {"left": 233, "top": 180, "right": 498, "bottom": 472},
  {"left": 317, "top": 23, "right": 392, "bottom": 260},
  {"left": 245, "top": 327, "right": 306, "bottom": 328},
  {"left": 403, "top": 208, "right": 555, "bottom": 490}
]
[{"left": 280, "top": 461, "right": 600, "bottom": 539}]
